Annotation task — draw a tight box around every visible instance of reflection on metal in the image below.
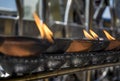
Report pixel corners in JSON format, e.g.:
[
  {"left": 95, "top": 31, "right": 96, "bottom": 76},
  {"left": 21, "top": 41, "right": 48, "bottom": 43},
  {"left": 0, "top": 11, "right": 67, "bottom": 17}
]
[
  {"left": 53, "top": 21, "right": 84, "bottom": 28},
  {"left": 96, "top": 68, "right": 108, "bottom": 81},
  {"left": 2, "top": 62, "right": 120, "bottom": 81},
  {"left": 0, "top": 66, "right": 10, "bottom": 78}
]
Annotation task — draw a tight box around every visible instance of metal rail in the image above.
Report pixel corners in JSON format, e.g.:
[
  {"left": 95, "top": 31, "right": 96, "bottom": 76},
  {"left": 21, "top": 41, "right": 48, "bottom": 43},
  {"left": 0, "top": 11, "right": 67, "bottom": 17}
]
[{"left": 1, "top": 62, "right": 120, "bottom": 81}]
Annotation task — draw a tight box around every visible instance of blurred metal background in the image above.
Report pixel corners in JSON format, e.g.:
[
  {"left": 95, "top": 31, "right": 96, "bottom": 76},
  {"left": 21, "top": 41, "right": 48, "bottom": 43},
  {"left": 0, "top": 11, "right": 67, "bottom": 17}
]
[{"left": 0, "top": 0, "right": 120, "bottom": 81}]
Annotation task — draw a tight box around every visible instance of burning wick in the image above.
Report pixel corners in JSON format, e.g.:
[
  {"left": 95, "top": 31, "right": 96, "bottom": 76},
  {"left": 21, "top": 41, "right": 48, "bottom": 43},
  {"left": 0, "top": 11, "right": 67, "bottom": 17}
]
[
  {"left": 83, "top": 29, "right": 94, "bottom": 40},
  {"left": 103, "top": 30, "right": 115, "bottom": 40},
  {"left": 33, "top": 13, "right": 54, "bottom": 43},
  {"left": 89, "top": 29, "right": 99, "bottom": 39}
]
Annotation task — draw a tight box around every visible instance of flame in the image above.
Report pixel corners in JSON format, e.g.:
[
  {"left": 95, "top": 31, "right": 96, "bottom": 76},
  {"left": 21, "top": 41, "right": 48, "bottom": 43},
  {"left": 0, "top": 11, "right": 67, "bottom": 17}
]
[
  {"left": 43, "top": 24, "right": 54, "bottom": 43},
  {"left": 33, "top": 13, "right": 45, "bottom": 38},
  {"left": 89, "top": 29, "right": 99, "bottom": 39},
  {"left": 103, "top": 30, "right": 115, "bottom": 40},
  {"left": 83, "top": 29, "right": 94, "bottom": 40},
  {"left": 33, "top": 13, "right": 54, "bottom": 43}
]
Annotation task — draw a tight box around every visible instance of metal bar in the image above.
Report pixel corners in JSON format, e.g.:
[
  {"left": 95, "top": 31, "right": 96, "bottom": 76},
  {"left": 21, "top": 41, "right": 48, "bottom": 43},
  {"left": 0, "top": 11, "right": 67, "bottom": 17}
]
[
  {"left": 44, "top": 78, "right": 49, "bottom": 81},
  {"left": 59, "top": 0, "right": 65, "bottom": 21},
  {"left": 93, "top": 0, "right": 106, "bottom": 24},
  {"left": 109, "top": 0, "right": 117, "bottom": 37},
  {"left": 0, "top": 16, "right": 19, "bottom": 20},
  {"left": 15, "top": 0, "right": 23, "bottom": 36},
  {"left": 1, "top": 62, "right": 120, "bottom": 81},
  {"left": 83, "top": 71, "right": 87, "bottom": 81},
  {"left": 42, "top": 0, "right": 47, "bottom": 23},
  {"left": 87, "top": 70, "right": 92, "bottom": 81},
  {"left": 64, "top": 0, "right": 72, "bottom": 38},
  {"left": 74, "top": 0, "right": 84, "bottom": 25},
  {"left": 64, "top": 0, "right": 72, "bottom": 25},
  {"left": 39, "top": 0, "right": 44, "bottom": 21},
  {"left": 85, "top": 0, "right": 93, "bottom": 31}
]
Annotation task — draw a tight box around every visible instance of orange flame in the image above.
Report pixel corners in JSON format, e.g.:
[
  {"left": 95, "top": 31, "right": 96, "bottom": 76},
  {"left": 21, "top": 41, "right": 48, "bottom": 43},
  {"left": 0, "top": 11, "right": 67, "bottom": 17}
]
[
  {"left": 89, "top": 29, "right": 99, "bottom": 39},
  {"left": 83, "top": 29, "right": 94, "bottom": 40},
  {"left": 33, "top": 13, "right": 45, "bottom": 38},
  {"left": 103, "top": 30, "right": 115, "bottom": 40},
  {"left": 33, "top": 13, "right": 54, "bottom": 43},
  {"left": 43, "top": 24, "right": 53, "bottom": 43}
]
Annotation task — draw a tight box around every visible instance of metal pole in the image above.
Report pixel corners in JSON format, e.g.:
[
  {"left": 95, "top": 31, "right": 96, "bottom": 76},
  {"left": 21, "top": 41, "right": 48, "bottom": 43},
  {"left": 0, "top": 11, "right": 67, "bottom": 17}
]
[
  {"left": 87, "top": 70, "right": 92, "bottom": 81},
  {"left": 2, "top": 62, "right": 120, "bottom": 81},
  {"left": 44, "top": 78, "right": 49, "bottom": 81},
  {"left": 83, "top": 71, "right": 87, "bottom": 81},
  {"left": 109, "top": 0, "right": 117, "bottom": 37},
  {"left": 39, "top": 0, "right": 43, "bottom": 21},
  {"left": 16, "top": 0, "right": 23, "bottom": 36},
  {"left": 85, "top": 0, "right": 93, "bottom": 31},
  {"left": 93, "top": 0, "right": 106, "bottom": 24},
  {"left": 64, "top": 0, "right": 72, "bottom": 38},
  {"left": 59, "top": 0, "right": 65, "bottom": 21}
]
